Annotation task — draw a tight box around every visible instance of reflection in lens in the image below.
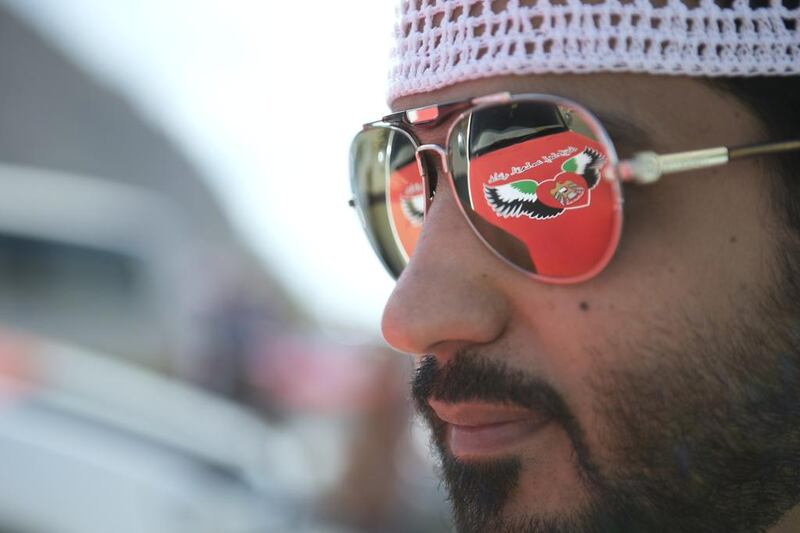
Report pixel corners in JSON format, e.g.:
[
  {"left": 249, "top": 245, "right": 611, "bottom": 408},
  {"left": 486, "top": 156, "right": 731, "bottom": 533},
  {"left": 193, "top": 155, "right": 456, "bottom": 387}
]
[
  {"left": 449, "top": 100, "right": 622, "bottom": 281},
  {"left": 350, "top": 127, "right": 422, "bottom": 278},
  {"left": 386, "top": 132, "right": 423, "bottom": 262}
]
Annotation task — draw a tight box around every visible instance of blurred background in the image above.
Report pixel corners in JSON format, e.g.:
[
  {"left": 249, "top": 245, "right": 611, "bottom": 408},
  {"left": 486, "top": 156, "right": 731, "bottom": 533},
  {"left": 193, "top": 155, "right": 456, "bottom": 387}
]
[{"left": 0, "top": 1, "right": 451, "bottom": 532}]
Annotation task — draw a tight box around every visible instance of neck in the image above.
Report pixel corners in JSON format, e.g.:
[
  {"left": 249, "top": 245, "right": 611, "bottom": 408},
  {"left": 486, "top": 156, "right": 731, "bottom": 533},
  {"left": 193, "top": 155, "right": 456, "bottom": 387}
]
[{"left": 768, "top": 504, "right": 800, "bottom": 532}]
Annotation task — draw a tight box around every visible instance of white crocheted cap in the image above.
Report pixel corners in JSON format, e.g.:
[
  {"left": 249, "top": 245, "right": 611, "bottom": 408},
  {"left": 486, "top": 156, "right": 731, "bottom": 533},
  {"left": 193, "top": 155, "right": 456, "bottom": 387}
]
[{"left": 387, "top": 0, "right": 800, "bottom": 102}]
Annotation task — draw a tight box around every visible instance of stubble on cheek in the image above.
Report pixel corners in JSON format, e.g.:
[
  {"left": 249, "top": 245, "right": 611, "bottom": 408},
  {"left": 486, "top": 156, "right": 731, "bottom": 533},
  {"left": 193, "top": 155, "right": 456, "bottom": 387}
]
[
  {"left": 579, "top": 290, "right": 800, "bottom": 532},
  {"left": 502, "top": 425, "right": 598, "bottom": 521}
]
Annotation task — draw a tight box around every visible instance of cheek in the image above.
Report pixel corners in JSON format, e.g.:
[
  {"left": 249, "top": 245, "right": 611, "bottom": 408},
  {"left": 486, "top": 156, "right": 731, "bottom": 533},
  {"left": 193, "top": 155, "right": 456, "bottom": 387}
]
[
  {"left": 607, "top": 163, "right": 777, "bottom": 317},
  {"left": 503, "top": 163, "right": 780, "bottom": 457}
]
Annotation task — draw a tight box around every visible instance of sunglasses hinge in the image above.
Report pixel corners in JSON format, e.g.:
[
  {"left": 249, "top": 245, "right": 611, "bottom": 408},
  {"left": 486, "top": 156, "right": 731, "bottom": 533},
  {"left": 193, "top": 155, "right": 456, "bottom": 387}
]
[{"left": 406, "top": 105, "right": 440, "bottom": 124}]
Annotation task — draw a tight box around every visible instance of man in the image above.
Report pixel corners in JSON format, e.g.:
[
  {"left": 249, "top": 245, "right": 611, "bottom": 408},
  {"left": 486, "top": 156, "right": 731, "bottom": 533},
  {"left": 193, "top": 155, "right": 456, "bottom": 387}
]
[{"left": 349, "top": 0, "right": 800, "bottom": 531}]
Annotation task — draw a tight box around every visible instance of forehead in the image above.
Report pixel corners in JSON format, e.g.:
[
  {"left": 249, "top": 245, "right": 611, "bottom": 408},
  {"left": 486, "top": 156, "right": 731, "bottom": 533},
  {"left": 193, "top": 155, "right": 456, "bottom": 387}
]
[
  {"left": 392, "top": 73, "right": 703, "bottom": 113},
  {"left": 389, "top": 73, "right": 762, "bottom": 153}
]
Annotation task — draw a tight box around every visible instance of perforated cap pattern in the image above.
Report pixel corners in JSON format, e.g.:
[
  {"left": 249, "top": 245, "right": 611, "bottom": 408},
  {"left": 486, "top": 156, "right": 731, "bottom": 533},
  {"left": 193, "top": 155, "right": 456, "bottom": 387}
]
[{"left": 388, "top": 0, "right": 800, "bottom": 102}]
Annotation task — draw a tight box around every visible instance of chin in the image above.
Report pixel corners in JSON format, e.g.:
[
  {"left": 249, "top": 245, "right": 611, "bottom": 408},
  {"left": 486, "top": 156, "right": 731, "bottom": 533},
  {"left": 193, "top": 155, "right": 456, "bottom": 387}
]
[
  {"left": 442, "top": 432, "right": 598, "bottom": 533},
  {"left": 508, "top": 457, "right": 596, "bottom": 519}
]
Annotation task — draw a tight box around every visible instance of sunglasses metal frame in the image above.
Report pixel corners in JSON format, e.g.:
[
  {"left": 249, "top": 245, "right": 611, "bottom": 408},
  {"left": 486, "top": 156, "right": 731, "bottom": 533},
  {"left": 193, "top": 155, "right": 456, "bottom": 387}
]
[
  {"left": 361, "top": 92, "right": 800, "bottom": 185},
  {"left": 351, "top": 92, "right": 800, "bottom": 283}
]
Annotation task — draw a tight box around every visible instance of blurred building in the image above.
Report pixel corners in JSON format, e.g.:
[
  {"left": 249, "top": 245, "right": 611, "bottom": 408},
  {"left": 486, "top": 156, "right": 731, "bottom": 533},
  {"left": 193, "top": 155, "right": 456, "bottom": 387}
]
[{"left": 0, "top": 4, "right": 303, "bottom": 390}]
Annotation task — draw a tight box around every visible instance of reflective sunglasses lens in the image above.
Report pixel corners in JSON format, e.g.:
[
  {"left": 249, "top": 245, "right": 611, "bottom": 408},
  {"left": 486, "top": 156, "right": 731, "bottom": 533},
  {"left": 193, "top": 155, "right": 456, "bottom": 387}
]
[
  {"left": 448, "top": 99, "right": 622, "bottom": 282},
  {"left": 350, "top": 126, "right": 422, "bottom": 277}
]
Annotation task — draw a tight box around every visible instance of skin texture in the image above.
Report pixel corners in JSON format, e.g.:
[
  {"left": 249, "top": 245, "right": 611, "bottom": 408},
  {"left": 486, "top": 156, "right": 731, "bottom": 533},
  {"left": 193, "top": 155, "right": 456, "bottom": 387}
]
[{"left": 379, "top": 73, "right": 800, "bottom": 532}]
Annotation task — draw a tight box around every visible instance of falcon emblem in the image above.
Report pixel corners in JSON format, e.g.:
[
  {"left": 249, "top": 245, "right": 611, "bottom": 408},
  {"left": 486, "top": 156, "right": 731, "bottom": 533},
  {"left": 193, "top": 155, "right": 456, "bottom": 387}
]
[{"left": 483, "top": 148, "right": 604, "bottom": 220}]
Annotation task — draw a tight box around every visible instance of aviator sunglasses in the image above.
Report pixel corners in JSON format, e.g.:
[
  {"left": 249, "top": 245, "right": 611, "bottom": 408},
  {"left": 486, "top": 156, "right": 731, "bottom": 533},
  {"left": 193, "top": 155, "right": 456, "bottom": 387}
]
[{"left": 349, "top": 92, "right": 800, "bottom": 283}]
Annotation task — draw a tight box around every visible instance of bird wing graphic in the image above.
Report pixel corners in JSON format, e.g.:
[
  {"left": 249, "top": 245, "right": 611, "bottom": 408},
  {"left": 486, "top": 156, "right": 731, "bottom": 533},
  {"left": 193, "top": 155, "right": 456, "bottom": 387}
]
[
  {"left": 400, "top": 195, "right": 424, "bottom": 226},
  {"left": 483, "top": 180, "right": 563, "bottom": 220},
  {"left": 562, "top": 148, "right": 605, "bottom": 189}
]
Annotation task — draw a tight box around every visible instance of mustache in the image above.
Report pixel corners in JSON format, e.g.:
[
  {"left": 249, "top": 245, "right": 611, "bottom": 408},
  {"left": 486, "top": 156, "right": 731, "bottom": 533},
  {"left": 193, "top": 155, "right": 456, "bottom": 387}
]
[{"left": 411, "top": 352, "right": 573, "bottom": 425}]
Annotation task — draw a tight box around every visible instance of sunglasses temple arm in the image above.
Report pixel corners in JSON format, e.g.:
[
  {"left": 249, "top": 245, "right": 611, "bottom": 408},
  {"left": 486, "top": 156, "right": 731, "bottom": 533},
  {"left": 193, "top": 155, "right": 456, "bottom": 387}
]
[
  {"left": 609, "top": 139, "right": 800, "bottom": 185},
  {"left": 609, "top": 147, "right": 729, "bottom": 184},
  {"left": 729, "top": 139, "right": 800, "bottom": 160}
]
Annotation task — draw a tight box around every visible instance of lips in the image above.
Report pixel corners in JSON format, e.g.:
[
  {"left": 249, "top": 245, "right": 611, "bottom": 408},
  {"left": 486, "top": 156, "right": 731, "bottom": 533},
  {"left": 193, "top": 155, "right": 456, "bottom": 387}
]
[{"left": 428, "top": 399, "right": 552, "bottom": 458}]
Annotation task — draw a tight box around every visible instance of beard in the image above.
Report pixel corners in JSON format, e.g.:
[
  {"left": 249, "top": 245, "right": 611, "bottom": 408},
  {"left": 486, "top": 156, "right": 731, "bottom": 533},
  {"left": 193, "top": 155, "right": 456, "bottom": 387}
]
[{"left": 411, "top": 288, "right": 800, "bottom": 532}]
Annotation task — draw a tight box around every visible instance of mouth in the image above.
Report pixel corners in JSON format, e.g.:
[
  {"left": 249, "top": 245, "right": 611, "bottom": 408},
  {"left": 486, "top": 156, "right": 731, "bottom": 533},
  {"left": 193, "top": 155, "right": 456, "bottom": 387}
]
[{"left": 428, "top": 399, "right": 552, "bottom": 459}]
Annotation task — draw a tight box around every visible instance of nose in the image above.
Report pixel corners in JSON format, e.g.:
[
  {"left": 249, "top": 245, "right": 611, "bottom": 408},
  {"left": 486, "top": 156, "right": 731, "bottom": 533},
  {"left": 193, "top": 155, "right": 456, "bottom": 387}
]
[{"left": 381, "top": 158, "right": 511, "bottom": 363}]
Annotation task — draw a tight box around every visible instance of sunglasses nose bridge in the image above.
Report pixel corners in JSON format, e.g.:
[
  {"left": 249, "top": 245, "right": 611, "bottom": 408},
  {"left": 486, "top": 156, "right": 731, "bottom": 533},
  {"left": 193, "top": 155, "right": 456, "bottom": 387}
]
[
  {"left": 415, "top": 144, "right": 449, "bottom": 175},
  {"left": 414, "top": 144, "right": 449, "bottom": 214}
]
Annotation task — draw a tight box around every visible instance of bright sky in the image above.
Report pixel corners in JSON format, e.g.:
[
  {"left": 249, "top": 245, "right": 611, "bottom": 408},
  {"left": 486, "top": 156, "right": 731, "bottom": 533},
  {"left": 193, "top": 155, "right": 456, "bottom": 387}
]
[{"left": 5, "top": 0, "right": 398, "bottom": 334}]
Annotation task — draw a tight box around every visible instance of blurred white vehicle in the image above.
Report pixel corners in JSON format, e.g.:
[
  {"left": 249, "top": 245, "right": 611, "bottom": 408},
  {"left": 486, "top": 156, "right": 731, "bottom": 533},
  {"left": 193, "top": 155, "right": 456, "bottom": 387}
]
[{"left": 0, "top": 330, "right": 341, "bottom": 533}]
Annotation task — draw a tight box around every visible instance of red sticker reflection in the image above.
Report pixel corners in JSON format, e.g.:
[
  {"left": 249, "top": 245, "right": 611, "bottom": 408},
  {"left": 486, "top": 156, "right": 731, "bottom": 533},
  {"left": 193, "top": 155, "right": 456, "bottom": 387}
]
[
  {"left": 468, "top": 131, "right": 619, "bottom": 278},
  {"left": 388, "top": 161, "right": 424, "bottom": 259}
]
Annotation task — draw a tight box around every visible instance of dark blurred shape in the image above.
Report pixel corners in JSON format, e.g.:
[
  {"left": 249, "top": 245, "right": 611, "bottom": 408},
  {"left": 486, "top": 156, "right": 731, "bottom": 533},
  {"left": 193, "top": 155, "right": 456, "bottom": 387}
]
[
  {"left": 318, "top": 354, "right": 449, "bottom": 533},
  {"left": 249, "top": 339, "right": 450, "bottom": 532}
]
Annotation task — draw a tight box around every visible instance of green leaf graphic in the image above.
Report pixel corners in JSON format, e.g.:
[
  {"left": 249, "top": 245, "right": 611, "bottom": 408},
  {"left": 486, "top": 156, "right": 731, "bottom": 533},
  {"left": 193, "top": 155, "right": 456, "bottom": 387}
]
[{"left": 510, "top": 180, "right": 537, "bottom": 194}]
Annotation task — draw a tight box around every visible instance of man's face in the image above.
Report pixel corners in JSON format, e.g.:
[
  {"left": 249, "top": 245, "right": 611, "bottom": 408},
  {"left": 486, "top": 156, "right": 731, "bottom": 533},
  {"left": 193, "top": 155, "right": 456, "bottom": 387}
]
[{"left": 381, "top": 73, "right": 800, "bottom": 532}]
